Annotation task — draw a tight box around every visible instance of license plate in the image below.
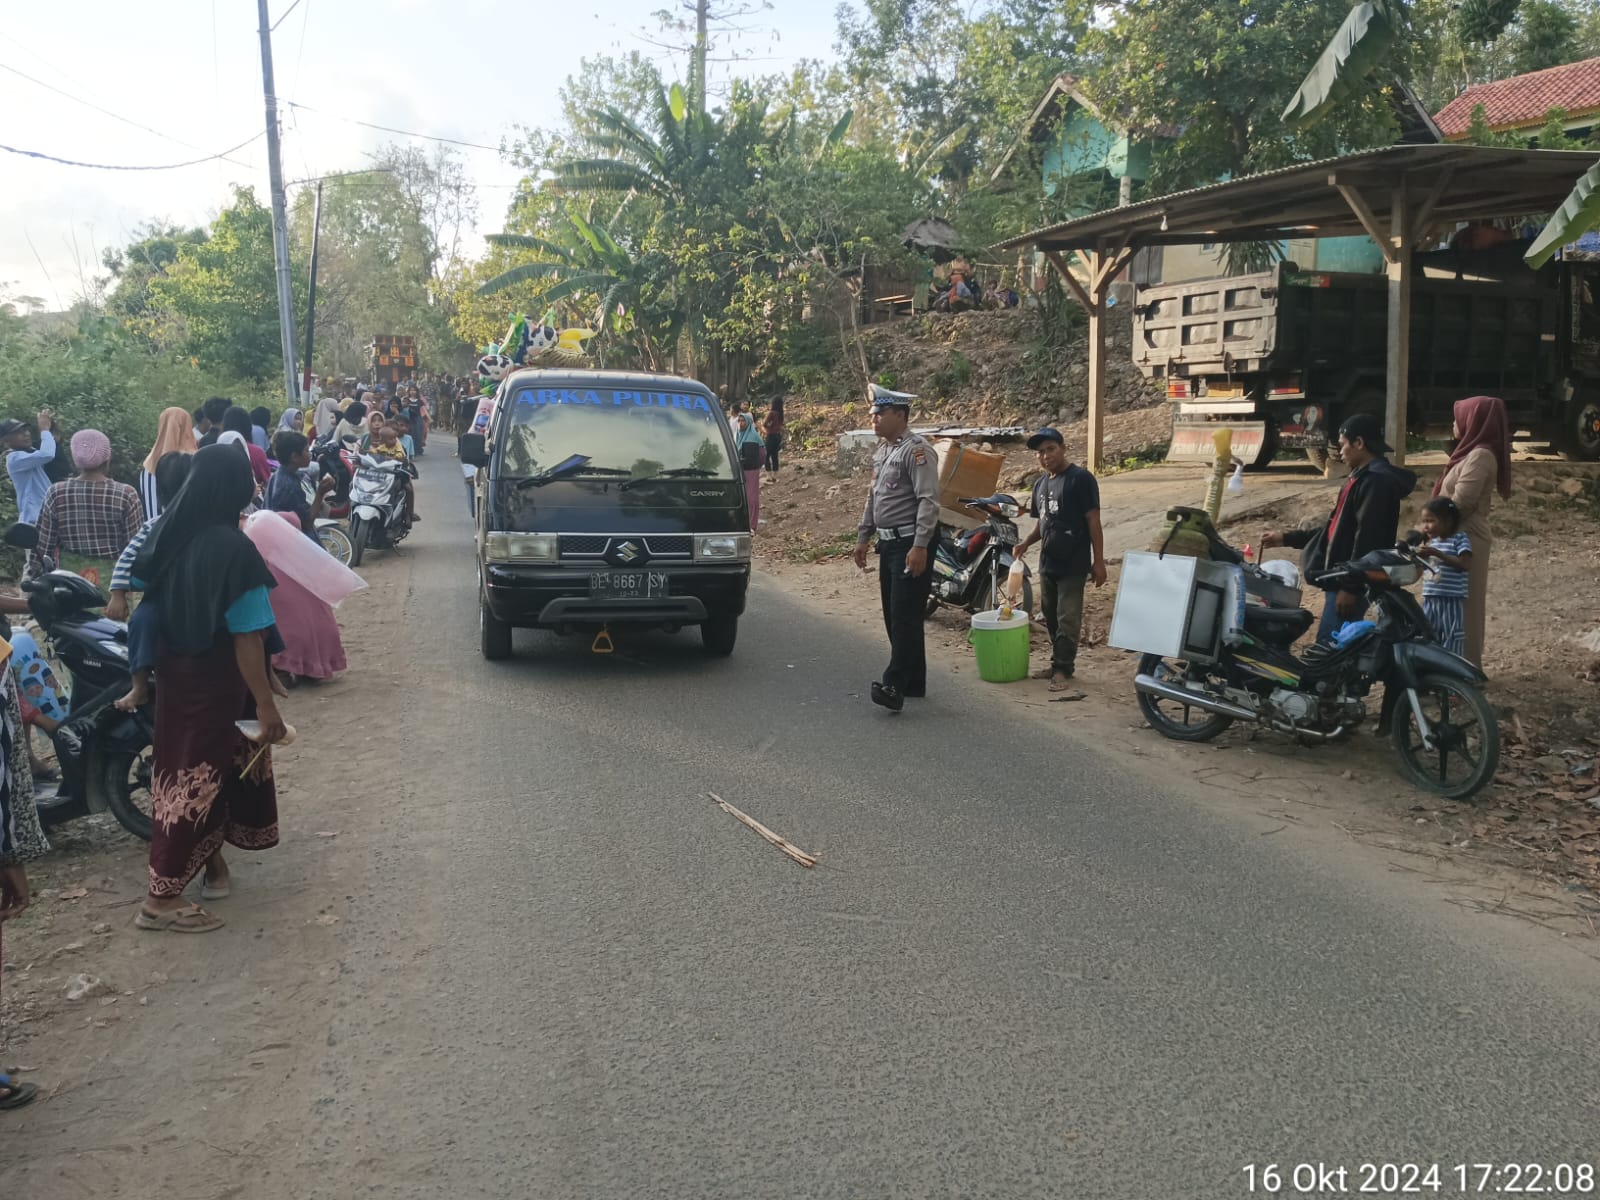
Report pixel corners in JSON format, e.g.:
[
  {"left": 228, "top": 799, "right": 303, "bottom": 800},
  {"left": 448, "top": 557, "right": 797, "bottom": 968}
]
[{"left": 589, "top": 570, "right": 669, "bottom": 599}]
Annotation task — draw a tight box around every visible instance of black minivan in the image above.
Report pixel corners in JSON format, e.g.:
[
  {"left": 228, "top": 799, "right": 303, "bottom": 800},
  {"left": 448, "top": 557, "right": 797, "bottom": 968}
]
[{"left": 460, "top": 369, "right": 752, "bottom": 660}]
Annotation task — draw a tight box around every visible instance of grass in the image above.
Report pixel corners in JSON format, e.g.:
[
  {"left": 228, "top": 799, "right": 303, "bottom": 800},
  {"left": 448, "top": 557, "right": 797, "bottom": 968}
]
[
  {"left": 786, "top": 530, "right": 861, "bottom": 564},
  {"left": 1103, "top": 442, "right": 1170, "bottom": 475}
]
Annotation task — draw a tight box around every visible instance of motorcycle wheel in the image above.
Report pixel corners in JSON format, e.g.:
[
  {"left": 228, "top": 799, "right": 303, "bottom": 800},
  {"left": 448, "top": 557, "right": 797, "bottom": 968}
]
[
  {"left": 1390, "top": 675, "right": 1500, "bottom": 801},
  {"left": 317, "top": 524, "right": 354, "bottom": 567},
  {"left": 348, "top": 517, "right": 368, "bottom": 568},
  {"left": 1135, "top": 653, "right": 1235, "bottom": 742},
  {"left": 100, "top": 746, "right": 154, "bottom": 841}
]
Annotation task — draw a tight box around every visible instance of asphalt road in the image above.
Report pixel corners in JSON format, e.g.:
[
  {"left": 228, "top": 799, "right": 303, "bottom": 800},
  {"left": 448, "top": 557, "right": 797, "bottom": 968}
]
[{"left": 13, "top": 449, "right": 1600, "bottom": 1198}]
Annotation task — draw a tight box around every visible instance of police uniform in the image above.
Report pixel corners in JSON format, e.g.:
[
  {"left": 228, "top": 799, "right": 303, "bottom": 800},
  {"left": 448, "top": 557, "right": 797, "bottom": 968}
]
[{"left": 856, "top": 394, "right": 941, "bottom": 709}]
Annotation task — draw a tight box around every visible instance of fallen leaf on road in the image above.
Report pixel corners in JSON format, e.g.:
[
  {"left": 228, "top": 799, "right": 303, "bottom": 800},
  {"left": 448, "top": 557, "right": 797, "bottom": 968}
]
[
  {"left": 1049, "top": 691, "right": 1088, "bottom": 703},
  {"left": 315, "top": 831, "right": 339, "bottom": 838},
  {"left": 58, "top": 887, "right": 89, "bottom": 900},
  {"left": 314, "top": 914, "right": 340, "bottom": 926}
]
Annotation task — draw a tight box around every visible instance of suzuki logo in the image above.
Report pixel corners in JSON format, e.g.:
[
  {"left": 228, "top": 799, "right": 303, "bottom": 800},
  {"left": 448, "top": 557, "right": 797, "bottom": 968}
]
[{"left": 616, "top": 540, "right": 640, "bottom": 563}]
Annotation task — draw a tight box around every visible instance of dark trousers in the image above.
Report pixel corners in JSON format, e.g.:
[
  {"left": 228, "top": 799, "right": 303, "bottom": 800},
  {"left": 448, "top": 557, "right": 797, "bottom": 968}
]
[
  {"left": 1316, "top": 590, "right": 1369, "bottom": 645},
  {"left": 1040, "top": 572, "right": 1086, "bottom": 675},
  {"left": 765, "top": 432, "right": 783, "bottom": 473},
  {"left": 877, "top": 537, "right": 934, "bottom": 694}
]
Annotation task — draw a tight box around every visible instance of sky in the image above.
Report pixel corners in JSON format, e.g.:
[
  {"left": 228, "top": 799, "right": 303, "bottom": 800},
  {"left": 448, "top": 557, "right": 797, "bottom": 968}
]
[{"left": 0, "top": 0, "right": 839, "bottom": 311}]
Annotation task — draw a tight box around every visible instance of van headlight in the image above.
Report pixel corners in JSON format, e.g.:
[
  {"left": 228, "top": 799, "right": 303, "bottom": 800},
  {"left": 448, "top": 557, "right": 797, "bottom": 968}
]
[
  {"left": 485, "top": 532, "right": 557, "bottom": 563},
  {"left": 694, "top": 533, "right": 751, "bottom": 562}
]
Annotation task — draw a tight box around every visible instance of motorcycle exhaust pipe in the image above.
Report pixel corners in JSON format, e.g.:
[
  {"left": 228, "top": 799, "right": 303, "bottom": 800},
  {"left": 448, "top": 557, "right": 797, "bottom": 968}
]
[{"left": 1134, "top": 674, "right": 1258, "bottom": 721}]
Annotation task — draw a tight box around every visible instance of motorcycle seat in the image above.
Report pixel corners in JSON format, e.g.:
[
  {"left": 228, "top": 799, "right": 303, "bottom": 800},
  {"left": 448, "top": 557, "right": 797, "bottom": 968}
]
[{"left": 1242, "top": 604, "right": 1315, "bottom": 643}]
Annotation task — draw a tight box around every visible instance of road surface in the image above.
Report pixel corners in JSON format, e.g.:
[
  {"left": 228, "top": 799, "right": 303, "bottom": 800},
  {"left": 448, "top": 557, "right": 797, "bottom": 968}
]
[{"left": 9, "top": 445, "right": 1599, "bottom": 1199}]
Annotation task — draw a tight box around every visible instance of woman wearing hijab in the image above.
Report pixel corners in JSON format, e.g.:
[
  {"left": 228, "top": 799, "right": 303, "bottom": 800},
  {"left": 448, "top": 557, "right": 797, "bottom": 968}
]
[
  {"left": 247, "top": 511, "right": 349, "bottom": 684},
  {"left": 131, "top": 445, "right": 286, "bottom": 933},
  {"left": 1433, "top": 395, "right": 1513, "bottom": 667},
  {"left": 222, "top": 407, "right": 273, "bottom": 487},
  {"left": 277, "top": 407, "right": 302, "bottom": 436},
  {"left": 139, "top": 407, "right": 198, "bottom": 520}
]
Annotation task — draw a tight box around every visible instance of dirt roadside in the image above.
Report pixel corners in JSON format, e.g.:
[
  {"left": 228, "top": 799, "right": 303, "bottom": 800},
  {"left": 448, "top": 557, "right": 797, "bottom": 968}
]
[{"left": 754, "top": 448, "right": 1600, "bottom": 935}]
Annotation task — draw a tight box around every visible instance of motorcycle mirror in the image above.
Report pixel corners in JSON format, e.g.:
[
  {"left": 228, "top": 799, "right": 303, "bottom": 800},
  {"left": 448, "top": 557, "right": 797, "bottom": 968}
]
[
  {"left": 3, "top": 521, "right": 38, "bottom": 550},
  {"left": 1402, "top": 530, "right": 1425, "bottom": 547}
]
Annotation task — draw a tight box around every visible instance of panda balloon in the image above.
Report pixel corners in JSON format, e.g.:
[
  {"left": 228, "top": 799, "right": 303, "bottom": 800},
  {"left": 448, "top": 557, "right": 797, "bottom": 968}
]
[{"left": 475, "top": 351, "right": 513, "bottom": 395}]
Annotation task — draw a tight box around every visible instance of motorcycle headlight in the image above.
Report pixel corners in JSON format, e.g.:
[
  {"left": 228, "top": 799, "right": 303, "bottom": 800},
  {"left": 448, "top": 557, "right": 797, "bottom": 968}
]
[
  {"left": 694, "top": 533, "right": 751, "bottom": 562},
  {"left": 484, "top": 532, "right": 557, "bottom": 563},
  {"left": 998, "top": 502, "right": 1022, "bottom": 519}
]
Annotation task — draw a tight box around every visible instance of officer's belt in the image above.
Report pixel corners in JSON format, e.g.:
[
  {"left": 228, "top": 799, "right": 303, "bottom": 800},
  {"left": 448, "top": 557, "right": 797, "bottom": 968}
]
[{"left": 875, "top": 525, "right": 917, "bottom": 541}]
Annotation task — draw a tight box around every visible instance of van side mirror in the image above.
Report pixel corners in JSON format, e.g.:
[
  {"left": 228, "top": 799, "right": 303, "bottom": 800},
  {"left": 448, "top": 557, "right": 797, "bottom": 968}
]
[{"left": 459, "top": 434, "right": 488, "bottom": 468}]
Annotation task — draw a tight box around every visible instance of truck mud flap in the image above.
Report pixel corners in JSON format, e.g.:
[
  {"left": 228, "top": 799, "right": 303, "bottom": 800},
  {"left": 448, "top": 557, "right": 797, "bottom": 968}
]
[{"left": 1166, "top": 421, "right": 1267, "bottom": 465}]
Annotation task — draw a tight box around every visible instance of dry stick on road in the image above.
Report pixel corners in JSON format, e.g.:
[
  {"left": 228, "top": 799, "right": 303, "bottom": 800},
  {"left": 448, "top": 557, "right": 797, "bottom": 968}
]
[{"left": 708, "top": 793, "right": 818, "bottom": 868}]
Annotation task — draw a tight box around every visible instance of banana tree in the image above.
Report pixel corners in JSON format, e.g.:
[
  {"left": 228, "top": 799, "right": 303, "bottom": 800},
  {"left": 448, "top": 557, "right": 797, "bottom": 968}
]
[
  {"left": 1526, "top": 158, "right": 1600, "bottom": 268},
  {"left": 1284, "top": 0, "right": 1522, "bottom": 130}
]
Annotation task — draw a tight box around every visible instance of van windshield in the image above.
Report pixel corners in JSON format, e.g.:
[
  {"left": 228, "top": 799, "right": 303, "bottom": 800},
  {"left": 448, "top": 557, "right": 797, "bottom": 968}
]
[{"left": 498, "top": 385, "right": 737, "bottom": 482}]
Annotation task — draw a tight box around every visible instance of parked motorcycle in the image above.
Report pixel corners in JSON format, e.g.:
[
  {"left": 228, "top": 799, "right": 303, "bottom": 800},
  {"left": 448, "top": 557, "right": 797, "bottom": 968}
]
[
  {"left": 346, "top": 455, "right": 413, "bottom": 568},
  {"left": 926, "top": 493, "right": 1034, "bottom": 617},
  {"left": 1130, "top": 509, "right": 1498, "bottom": 800},
  {"left": 305, "top": 436, "right": 358, "bottom": 565},
  {"left": 0, "top": 531, "right": 155, "bottom": 838}
]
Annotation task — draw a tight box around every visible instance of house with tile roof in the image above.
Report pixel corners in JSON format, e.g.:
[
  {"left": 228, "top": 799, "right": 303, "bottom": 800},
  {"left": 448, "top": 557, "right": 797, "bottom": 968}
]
[{"left": 1434, "top": 56, "right": 1600, "bottom": 142}]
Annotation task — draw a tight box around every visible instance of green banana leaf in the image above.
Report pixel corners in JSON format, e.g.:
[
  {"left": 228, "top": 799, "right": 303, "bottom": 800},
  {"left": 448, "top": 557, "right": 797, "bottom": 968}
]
[
  {"left": 1526, "top": 157, "right": 1600, "bottom": 269},
  {"left": 1457, "top": 0, "right": 1521, "bottom": 45},
  {"left": 1281, "top": 1, "right": 1396, "bottom": 130}
]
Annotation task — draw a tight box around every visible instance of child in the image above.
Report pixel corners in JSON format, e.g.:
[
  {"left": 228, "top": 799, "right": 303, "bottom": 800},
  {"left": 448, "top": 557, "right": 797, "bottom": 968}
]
[
  {"left": 369, "top": 422, "right": 419, "bottom": 524},
  {"left": 391, "top": 417, "right": 417, "bottom": 460},
  {"left": 1416, "top": 496, "right": 1473, "bottom": 658},
  {"left": 111, "top": 451, "right": 193, "bottom": 712}
]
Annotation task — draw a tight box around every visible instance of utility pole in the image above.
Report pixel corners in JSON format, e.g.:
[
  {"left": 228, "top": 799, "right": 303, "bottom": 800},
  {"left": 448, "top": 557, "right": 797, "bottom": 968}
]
[
  {"left": 302, "top": 180, "right": 322, "bottom": 400},
  {"left": 690, "top": 0, "right": 708, "bottom": 115},
  {"left": 256, "top": 0, "right": 300, "bottom": 410}
]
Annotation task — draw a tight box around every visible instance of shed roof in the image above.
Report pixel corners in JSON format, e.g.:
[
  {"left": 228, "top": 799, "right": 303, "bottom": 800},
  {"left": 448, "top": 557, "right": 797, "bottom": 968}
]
[
  {"left": 1434, "top": 56, "right": 1600, "bottom": 138},
  {"left": 995, "top": 144, "right": 1596, "bottom": 252}
]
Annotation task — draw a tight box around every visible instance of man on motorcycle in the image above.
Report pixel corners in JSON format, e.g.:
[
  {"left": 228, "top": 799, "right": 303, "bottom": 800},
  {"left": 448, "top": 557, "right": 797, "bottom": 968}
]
[{"left": 1260, "top": 412, "right": 1416, "bottom": 643}]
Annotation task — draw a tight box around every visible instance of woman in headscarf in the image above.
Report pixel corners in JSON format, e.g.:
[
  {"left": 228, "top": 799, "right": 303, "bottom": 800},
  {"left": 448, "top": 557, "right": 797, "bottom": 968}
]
[
  {"left": 1433, "top": 395, "right": 1513, "bottom": 667},
  {"left": 139, "top": 407, "right": 198, "bottom": 520},
  {"left": 0, "top": 630, "right": 47, "bottom": 1108},
  {"left": 222, "top": 407, "right": 273, "bottom": 487},
  {"left": 30, "top": 429, "right": 144, "bottom": 578},
  {"left": 247, "top": 511, "right": 349, "bottom": 685},
  {"left": 131, "top": 445, "right": 286, "bottom": 933},
  {"left": 277, "top": 407, "right": 302, "bottom": 435}
]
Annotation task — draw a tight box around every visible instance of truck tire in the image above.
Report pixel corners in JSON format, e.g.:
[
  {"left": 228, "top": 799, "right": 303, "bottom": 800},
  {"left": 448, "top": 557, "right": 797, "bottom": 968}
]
[
  {"left": 1243, "top": 420, "right": 1280, "bottom": 472},
  {"left": 1561, "top": 397, "right": 1600, "bottom": 462},
  {"left": 700, "top": 611, "right": 738, "bottom": 656}
]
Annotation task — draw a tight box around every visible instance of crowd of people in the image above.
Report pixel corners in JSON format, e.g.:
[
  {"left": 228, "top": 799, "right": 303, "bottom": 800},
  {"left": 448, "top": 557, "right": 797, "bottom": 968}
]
[{"left": 0, "top": 387, "right": 405, "bottom": 1106}]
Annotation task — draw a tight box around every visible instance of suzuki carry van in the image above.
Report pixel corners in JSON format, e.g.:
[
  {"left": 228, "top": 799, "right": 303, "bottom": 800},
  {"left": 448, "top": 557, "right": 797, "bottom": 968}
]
[{"left": 460, "top": 369, "right": 752, "bottom": 660}]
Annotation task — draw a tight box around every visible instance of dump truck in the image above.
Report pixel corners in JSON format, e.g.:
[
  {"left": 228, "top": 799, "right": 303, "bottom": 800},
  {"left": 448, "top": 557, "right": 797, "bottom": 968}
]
[{"left": 1131, "top": 244, "right": 1600, "bottom": 466}]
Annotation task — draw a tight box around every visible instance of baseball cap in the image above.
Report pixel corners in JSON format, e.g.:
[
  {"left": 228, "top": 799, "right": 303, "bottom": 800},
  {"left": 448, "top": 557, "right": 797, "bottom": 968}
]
[
  {"left": 1338, "top": 411, "right": 1391, "bottom": 454},
  {"left": 1025, "top": 427, "right": 1065, "bottom": 450},
  {"left": 0, "top": 419, "right": 27, "bottom": 439}
]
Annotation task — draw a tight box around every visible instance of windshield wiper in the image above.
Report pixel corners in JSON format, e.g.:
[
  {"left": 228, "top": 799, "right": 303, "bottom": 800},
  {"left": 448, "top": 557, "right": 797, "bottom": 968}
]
[
  {"left": 516, "top": 456, "right": 633, "bottom": 489},
  {"left": 620, "top": 467, "right": 720, "bottom": 491}
]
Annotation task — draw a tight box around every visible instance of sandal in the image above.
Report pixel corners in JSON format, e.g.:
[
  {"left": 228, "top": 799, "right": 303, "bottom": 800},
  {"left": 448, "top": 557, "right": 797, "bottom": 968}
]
[
  {"left": 1047, "top": 674, "right": 1074, "bottom": 692},
  {"left": 0, "top": 1074, "right": 38, "bottom": 1110},
  {"left": 200, "top": 880, "right": 231, "bottom": 900},
  {"left": 135, "top": 904, "right": 225, "bottom": 933}
]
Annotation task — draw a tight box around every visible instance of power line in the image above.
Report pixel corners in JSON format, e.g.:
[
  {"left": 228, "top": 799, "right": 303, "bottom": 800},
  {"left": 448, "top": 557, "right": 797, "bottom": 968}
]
[
  {"left": 0, "top": 60, "right": 257, "bottom": 167},
  {"left": 280, "top": 99, "right": 504, "bottom": 151},
  {"left": 0, "top": 131, "right": 266, "bottom": 172}
]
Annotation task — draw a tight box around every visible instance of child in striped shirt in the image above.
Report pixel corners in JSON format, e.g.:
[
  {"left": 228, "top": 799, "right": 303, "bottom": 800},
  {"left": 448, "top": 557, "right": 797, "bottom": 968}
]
[{"left": 1416, "top": 496, "right": 1473, "bottom": 657}]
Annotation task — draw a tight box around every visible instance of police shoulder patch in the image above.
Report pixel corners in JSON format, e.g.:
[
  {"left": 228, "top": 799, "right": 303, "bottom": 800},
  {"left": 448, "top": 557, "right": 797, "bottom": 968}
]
[{"left": 912, "top": 448, "right": 928, "bottom": 466}]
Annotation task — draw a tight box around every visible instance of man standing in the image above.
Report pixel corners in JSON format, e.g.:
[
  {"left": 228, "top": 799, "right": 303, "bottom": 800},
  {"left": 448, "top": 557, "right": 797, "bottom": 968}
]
[
  {"left": 852, "top": 386, "right": 940, "bottom": 712},
  {"left": 1013, "top": 428, "right": 1106, "bottom": 690},
  {"left": 2, "top": 410, "right": 56, "bottom": 525},
  {"left": 196, "top": 396, "right": 231, "bottom": 448},
  {"left": 1261, "top": 412, "right": 1416, "bottom": 642}
]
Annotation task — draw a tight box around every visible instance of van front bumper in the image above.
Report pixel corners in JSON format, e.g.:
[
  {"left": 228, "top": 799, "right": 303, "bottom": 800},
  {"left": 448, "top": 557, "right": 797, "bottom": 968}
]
[{"left": 481, "top": 562, "right": 750, "bottom": 628}]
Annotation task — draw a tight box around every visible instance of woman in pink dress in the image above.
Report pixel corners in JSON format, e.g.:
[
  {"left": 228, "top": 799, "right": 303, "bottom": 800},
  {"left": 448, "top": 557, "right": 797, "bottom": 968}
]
[{"left": 247, "top": 512, "right": 348, "bottom": 684}]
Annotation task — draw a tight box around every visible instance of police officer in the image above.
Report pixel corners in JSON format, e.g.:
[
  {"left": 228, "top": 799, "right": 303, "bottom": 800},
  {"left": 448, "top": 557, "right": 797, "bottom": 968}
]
[{"left": 852, "top": 385, "right": 941, "bottom": 711}]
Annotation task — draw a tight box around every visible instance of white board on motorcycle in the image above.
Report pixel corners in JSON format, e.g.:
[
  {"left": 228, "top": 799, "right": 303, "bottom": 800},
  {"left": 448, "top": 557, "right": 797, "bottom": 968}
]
[{"left": 1108, "top": 551, "right": 1230, "bottom": 663}]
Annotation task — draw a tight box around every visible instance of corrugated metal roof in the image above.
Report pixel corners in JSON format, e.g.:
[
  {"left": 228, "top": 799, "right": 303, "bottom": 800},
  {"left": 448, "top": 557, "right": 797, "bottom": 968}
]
[{"left": 994, "top": 144, "right": 1596, "bottom": 253}]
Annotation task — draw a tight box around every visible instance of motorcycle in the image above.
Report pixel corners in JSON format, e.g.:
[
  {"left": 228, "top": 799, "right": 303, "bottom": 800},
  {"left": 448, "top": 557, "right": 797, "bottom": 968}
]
[
  {"left": 305, "top": 436, "right": 359, "bottom": 565},
  {"left": 346, "top": 454, "right": 413, "bottom": 568},
  {"left": 926, "top": 493, "right": 1034, "bottom": 617},
  {"left": 1130, "top": 508, "right": 1499, "bottom": 800},
  {"left": 1, "top": 526, "right": 154, "bottom": 839}
]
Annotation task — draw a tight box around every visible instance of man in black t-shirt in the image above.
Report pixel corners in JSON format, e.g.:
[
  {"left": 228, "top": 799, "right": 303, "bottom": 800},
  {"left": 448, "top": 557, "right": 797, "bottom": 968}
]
[{"left": 1014, "top": 428, "right": 1106, "bottom": 689}]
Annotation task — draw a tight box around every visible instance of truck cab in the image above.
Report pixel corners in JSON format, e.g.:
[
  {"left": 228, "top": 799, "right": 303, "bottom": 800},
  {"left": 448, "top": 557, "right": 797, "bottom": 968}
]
[{"left": 461, "top": 369, "right": 752, "bottom": 660}]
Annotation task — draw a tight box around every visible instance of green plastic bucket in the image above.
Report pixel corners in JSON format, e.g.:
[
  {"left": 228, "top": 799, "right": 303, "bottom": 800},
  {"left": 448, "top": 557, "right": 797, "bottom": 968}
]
[{"left": 968, "top": 608, "right": 1030, "bottom": 683}]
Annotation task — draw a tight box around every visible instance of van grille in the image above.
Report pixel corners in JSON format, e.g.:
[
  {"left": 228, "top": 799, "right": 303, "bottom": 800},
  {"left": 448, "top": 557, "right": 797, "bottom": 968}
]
[{"left": 557, "top": 534, "right": 694, "bottom": 560}]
